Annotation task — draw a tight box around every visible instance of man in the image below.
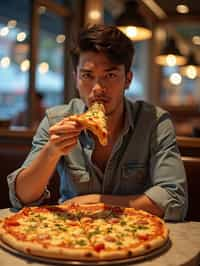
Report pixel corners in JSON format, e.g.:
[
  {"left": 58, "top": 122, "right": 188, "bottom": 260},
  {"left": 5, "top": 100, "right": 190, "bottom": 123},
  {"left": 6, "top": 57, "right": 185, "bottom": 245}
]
[{"left": 7, "top": 24, "right": 187, "bottom": 221}]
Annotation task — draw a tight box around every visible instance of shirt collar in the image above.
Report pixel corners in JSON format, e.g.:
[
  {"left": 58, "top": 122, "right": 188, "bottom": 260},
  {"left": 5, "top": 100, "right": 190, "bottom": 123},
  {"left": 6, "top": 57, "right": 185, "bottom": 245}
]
[{"left": 124, "top": 97, "right": 135, "bottom": 131}]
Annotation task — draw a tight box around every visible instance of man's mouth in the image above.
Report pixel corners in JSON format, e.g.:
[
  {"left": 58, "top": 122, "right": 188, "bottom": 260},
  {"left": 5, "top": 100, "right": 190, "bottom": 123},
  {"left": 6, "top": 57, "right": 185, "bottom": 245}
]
[{"left": 90, "top": 97, "right": 110, "bottom": 105}]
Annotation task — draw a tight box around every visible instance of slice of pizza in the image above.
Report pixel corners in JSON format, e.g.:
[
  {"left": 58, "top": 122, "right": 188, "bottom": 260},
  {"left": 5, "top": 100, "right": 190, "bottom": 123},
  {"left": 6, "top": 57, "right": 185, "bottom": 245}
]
[{"left": 68, "top": 102, "right": 108, "bottom": 146}]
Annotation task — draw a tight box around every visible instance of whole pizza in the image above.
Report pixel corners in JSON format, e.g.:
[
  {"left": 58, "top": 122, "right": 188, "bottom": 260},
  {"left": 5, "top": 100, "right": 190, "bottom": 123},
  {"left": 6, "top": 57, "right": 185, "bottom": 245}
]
[{"left": 0, "top": 203, "right": 169, "bottom": 261}]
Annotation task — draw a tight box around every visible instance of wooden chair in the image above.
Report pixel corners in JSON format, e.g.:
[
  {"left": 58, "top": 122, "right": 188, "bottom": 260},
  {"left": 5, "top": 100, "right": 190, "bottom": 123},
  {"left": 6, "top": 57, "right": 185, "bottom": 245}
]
[
  {"left": 182, "top": 156, "right": 200, "bottom": 221},
  {"left": 177, "top": 136, "right": 200, "bottom": 157}
]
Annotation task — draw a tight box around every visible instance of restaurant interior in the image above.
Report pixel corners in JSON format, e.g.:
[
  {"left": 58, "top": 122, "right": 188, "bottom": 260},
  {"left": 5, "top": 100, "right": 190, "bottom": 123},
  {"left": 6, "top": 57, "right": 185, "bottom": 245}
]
[{"left": 0, "top": 0, "right": 200, "bottom": 221}]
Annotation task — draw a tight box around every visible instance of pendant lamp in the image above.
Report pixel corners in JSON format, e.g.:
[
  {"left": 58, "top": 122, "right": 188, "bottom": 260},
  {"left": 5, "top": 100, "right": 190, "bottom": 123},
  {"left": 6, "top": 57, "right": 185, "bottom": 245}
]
[
  {"left": 115, "top": 0, "right": 152, "bottom": 42},
  {"left": 180, "top": 52, "right": 200, "bottom": 79},
  {"left": 155, "top": 37, "right": 186, "bottom": 66}
]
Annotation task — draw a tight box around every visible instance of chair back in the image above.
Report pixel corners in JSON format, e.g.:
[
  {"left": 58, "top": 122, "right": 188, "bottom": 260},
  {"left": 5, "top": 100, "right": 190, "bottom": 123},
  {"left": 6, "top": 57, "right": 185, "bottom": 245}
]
[{"left": 182, "top": 156, "right": 200, "bottom": 221}]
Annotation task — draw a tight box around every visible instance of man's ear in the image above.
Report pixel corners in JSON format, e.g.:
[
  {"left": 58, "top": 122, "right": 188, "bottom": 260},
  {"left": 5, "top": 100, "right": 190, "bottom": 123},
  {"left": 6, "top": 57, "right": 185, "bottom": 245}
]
[{"left": 125, "top": 71, "right": 133, "bottom": 89}]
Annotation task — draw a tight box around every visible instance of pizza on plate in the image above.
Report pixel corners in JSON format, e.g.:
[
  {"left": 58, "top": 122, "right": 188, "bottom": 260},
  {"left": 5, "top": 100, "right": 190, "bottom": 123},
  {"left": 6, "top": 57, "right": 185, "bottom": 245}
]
[
  {"left": 68, "top": 102, "right": 108, "bottom": 146},
  {"left": 0, "top": 203, "right": 169, "bottom": 261}
]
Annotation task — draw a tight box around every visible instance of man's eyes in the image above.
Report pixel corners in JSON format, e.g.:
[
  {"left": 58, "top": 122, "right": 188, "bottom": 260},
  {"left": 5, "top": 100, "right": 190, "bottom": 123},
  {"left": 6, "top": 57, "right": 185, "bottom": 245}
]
[
  {"left": 105, "top": 72, "right": 117, "bottom": 79},
  {"left": 80, "top": 73, "right": 93, "bottom": 80},
  {"left": 79, "top": 72, "right": 118, "bottom": 80}
]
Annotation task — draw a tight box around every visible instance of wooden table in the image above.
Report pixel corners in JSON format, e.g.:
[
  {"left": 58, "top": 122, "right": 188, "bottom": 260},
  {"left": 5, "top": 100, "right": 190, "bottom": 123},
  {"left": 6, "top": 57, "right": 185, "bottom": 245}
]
[{"left": 0, "top": 208, "right": 200, "bottom": 266}]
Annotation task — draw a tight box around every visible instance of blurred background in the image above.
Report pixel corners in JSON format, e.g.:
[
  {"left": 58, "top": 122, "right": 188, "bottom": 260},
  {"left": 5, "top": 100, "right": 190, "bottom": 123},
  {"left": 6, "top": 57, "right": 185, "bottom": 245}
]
[
  {"left": 0, "top": 1, "right": 200, "bottom": 218},
  {"left": 0, "top": 0, "right": 200, "bottom": 135}
]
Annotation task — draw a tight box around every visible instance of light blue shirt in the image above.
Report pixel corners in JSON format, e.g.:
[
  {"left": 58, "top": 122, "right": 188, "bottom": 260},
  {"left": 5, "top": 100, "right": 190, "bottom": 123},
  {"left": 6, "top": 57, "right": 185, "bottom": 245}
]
[{"left": 7, "top": 98, "right": 188, "bottom": 221}]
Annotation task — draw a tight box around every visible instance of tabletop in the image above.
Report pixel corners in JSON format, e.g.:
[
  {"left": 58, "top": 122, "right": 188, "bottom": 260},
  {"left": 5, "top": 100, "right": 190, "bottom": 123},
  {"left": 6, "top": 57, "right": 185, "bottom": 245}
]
[{"left": 0, "top": 208, "right": 200, "bottom": 266}]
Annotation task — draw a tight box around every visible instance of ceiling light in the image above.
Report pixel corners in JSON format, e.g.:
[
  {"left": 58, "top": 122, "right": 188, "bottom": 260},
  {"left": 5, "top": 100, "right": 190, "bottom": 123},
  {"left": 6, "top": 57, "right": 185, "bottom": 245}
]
[
  {"left": 17, "top": 32, "right": 27, "bottom": 42},
  {"left": 56, "top": 34, "right": 66, "bottom": 44},
  {"left": 176, "top": 4, "right": 189, "bottom": 14},
  {"left": 0, "top": 27, "right": 9, "bottom": 37},
  {"left": 116, "top": 0, "right": 152, "bottom": 41},
  {"left": 7, "top": 20, "right": 17, "bottom": 29},
  {"left": 88, "top": 10, "right": 102, "bottom": 21},
  {"left": 20, "top": 59, "right": 30, "bottom": 72},
  {"left": 38, "top": 6, "right": 46, "bottom": 15},
  {"left": 180, "top": 53, "right": 200, "bottom": 79},
  {"left": 0, "top": 57, "right": 10, "bottom": 68},
  {"left": 192, "top": 36, "right": 200, "bottom": 46},
  {"left": 38, "top": 62, "right": 49, "bottom": 74},
  {"left": 155, "top": 37, "right": 186, "bottom": 66},
  {"left": 169, "top": 73, "right": 182, "bottom": 85}
]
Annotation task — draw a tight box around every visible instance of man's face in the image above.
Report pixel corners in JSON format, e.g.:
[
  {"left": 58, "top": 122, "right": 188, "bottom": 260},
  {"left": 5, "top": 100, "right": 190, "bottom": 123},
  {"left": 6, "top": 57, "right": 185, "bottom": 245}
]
[{"left": 75, "top": 51, "right": 132, "bottom": 116}]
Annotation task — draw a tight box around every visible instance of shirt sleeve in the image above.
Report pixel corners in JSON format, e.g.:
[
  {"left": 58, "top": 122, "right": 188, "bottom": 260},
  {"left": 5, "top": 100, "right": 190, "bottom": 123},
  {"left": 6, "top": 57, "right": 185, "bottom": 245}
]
[
  {"left": 7, "top": 116, "right": 51, "bottom": 210},
  {"left": 144, "top": 113, "right": 188, "bottom": 221}
]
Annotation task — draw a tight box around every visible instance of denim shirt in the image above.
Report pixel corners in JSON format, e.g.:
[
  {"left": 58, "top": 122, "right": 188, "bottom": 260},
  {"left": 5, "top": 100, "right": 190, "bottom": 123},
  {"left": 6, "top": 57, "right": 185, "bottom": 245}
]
[{"left": 7, "top": 98, "right": 188, "bottom": 221}]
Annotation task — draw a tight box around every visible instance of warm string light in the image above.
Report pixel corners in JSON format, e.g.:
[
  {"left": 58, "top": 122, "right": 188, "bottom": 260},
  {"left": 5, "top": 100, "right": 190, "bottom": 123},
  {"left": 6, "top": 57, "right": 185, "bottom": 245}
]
[{"left": 176, "top": 4, "right": 189, "bottom": 14}]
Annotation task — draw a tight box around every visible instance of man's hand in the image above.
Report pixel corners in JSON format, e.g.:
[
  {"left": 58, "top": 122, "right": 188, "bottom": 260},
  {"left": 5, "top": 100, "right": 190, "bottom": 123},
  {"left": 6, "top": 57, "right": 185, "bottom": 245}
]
[
  {"left": 63, "top": 194, "right": 164, "bottom": 218},
  {"left": 48, "top": 118, "right": 84, "bottom": 158},
  {"left": 63, "top": 194, "right": 101, "bottom": 205}
]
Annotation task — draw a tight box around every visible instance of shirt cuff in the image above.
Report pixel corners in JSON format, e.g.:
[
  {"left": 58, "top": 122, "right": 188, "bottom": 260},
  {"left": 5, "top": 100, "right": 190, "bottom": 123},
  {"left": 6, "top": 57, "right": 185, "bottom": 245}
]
[
  {"left": 144, "top": 185, "right": 170, "bottom": 210},
  {"left": 7, "top": 167, "right": 50, "bottom": 210},
  {"left": 144, "top": 185, "right": 186, "bottom": 221},
  {"left": 144, "top": 185, "right": 172, "bottom": 221}
]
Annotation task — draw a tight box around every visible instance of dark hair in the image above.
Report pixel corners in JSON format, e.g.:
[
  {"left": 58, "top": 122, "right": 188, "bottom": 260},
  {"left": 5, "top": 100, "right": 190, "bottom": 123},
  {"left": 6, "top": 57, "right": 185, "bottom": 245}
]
[{"left": 71, "top": 24, "right": 134, "bottom": 73}]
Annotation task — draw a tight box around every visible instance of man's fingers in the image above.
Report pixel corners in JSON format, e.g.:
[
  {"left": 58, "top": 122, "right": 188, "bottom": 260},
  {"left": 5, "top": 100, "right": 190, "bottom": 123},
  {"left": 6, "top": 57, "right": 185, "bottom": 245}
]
[
  {"left": 49, "top": 120, "right": 83, "bottom": 135},
  {"left": 50, "top": 132, "right": 80, "bottom": 142}
]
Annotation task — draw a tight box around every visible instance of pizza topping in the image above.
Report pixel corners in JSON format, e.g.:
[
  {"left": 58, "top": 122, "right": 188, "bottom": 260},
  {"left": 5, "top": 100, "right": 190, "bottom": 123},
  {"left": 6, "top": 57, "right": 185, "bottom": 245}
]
[
  {"left": 37, "top": 233, "right": 51, "bottom": 241},
  {"left": 104, "top": 235, "right": 117, "bottom": 242},
  {"left": 93, "top": 243, "right": 105, "bottom": 252},
  {"left": 75, "top": 239, "right": 87, "bottom": 246},
  {"left": 137, "top": 234, "right": 150, "bottom": 241},
  {"left": 108, "top": 217, "right": 120, "bottom": 224},
  {"left": 88, "top": 227, "right": 101, "bottom": 239},
  {"left": 4, "top": 219, "right": 20, "bottom": 227}
]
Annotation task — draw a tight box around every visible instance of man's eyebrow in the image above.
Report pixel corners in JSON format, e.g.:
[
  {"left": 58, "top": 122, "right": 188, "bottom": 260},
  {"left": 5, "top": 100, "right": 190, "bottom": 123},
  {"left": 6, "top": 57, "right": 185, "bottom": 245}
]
[
  {"left": 104, "top": 66, "right": 120, "bottom": 71},
  {"left": 79, "top": 66, "right": 120, "bottom": 72},
  {"left": 79, "top": 69, "right": 92, "bottom": 72}
]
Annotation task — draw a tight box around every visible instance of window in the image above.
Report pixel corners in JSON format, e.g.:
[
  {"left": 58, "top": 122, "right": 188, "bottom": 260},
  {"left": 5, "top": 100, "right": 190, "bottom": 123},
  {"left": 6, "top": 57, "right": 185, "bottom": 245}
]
[
  {"left": 0, "top": 0, "right": 70, "bottom": 127},
  {"left": 0, "top": 1, "right": 30, "bottom": 120},
  {"left": 125, "top": 42, "right": 149, "bottom": 101},
  {"left": 37, "top": 8, "right": 65, "bottom": 107}
]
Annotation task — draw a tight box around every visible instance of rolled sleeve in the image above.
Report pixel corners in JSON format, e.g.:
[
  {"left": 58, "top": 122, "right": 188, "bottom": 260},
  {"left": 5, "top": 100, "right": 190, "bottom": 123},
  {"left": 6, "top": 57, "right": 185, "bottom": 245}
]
[
  {"left": 7, "top": 168, "right": 50, "bottom": 210},
  {"left": 149, "top": 114, "right": 188, "bottom": 221},
  {"left": 144, "top": 185, "right": 187, "bottom": 221}
]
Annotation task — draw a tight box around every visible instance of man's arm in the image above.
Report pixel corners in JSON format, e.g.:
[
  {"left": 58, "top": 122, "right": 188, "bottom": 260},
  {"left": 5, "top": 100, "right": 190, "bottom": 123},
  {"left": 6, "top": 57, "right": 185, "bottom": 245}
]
[
  {"left": 16, "top": 118, "right": 83, "bottom": 204},
  {"left": 63, "top": 194, "right": 164, "bottom": 217},
  {"left": 15, "top": 143, "right": 60, "bottom": 204}
]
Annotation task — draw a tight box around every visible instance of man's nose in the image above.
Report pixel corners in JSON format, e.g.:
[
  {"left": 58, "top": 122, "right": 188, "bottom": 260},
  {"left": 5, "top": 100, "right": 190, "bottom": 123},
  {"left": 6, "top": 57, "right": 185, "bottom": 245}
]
[{"left": 92, "top": 81, "right": 106, "bottom": 95}]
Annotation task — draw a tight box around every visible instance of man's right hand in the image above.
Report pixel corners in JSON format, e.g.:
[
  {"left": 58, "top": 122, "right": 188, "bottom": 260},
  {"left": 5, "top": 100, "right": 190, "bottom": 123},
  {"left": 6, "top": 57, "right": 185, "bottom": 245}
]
[{"left": 48, "top": 118, "right": 84, "bottom": 157}]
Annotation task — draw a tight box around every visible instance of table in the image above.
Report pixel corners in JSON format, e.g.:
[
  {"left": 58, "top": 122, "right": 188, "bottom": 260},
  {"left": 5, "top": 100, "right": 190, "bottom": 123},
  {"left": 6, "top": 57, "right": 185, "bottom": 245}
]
[{"left": 0, "top": 208, "right": 200, "bottom": 266}]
